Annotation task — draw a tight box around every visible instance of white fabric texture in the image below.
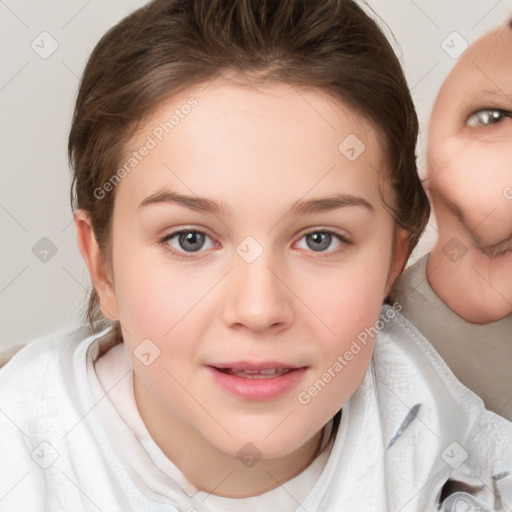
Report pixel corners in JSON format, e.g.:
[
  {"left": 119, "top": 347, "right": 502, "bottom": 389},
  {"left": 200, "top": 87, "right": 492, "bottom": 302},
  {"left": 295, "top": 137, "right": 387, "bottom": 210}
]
[{"left": 0, "top": 305, "right": 511, "bottom": 511}]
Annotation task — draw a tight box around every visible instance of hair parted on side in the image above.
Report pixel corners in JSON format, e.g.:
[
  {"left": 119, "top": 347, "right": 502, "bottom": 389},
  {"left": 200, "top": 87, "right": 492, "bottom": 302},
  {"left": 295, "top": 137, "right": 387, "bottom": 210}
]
[{"left": 68, "top": 0, "right": 430, "bottom": 340}]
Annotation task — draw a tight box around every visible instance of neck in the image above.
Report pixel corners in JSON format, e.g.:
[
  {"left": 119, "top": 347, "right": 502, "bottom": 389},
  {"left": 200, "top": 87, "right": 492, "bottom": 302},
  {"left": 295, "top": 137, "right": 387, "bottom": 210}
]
[
  {"left": 428, "top": 235, "right": 512, "bottom": 324},
  {"left": 133, "top": 372, "right": 325, "bottom": 498}
]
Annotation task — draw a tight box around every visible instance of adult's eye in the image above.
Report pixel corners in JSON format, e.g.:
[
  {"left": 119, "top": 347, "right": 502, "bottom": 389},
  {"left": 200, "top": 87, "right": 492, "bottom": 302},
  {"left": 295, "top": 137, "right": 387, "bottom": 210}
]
[{"left": 466, "top": 109, "right": 511, "bottom": 128}]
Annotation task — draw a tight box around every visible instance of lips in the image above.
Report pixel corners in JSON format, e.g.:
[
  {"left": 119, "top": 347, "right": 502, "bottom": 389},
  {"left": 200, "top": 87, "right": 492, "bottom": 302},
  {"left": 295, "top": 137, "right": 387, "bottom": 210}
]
[
  {"left": 206, "top": 362, "right": 308, "bottom": 400},
  {"left": 211, "top": 361, "right": 300, "bottom": 371}
]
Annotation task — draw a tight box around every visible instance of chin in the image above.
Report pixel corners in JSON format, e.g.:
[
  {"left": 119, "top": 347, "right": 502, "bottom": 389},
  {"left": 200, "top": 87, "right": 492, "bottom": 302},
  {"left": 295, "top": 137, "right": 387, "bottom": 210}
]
[
  {"left": 473, "top": 234, "right": 512, "bottom": 259},
  {"left": 222, "top": 430, "right": 310, "bottom": 461}
]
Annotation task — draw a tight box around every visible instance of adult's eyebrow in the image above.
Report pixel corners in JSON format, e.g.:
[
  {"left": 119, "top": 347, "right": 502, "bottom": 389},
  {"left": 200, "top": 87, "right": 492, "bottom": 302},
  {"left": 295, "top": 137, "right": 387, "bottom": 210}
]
[
  {"left": 473, "top": 88, "right": 512, "bottom": 100},
  {"left": 138, "top": 189, "right": 374, "bottom": 216}
]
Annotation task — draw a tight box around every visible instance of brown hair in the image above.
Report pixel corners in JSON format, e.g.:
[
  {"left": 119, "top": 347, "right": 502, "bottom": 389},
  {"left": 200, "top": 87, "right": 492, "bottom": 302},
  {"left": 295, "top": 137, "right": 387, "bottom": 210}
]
[{"left": 68, "top": 0, "right": 430, "bottom": 338}]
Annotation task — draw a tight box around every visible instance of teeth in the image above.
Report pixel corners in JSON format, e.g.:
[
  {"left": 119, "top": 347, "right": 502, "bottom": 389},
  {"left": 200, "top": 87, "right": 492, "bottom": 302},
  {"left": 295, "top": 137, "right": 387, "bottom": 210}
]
[{"left": 223, "top": 368, "right": 292, "bottom": 378}]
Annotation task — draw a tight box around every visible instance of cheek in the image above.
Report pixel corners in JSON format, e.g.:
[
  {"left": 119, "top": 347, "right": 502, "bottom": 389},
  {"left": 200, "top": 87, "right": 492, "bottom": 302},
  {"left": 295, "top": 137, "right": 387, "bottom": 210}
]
[
  {"left": 429, "top": 138, "right": 512, "bottom": 239},
  {"left": 297, "top": 284, "right": 379, "bottom": 421},
  {"left": 114, "top": 255, "right": 208, "bottom": 403},
  {"left": 303, "top": 254, "right": 392, "bottom": 418},
  {"left": 113, "top": 257, "right": 169, "bottom": 336},
  {"left": 306, "top": 238, "right": 392, "bottom": 357},
  {"left": 111, "top": 241, "right": 209, "bottom": 341}
]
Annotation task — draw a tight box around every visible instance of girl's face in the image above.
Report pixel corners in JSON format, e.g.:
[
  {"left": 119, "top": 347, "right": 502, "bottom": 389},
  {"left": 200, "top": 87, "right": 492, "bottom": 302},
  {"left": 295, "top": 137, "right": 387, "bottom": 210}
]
[{"left": 101, "top": 79, "right": 407, "bottom": 461}]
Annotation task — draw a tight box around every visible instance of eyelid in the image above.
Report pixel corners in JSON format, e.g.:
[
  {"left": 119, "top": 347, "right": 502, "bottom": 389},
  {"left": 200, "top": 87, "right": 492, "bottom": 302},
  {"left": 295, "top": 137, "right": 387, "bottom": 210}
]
[
  {"left": 297, "top": 227, "right": 350, "bottom": 241},
  {"left": 160, "top": 226, "right": 216, "bottom": 244}
]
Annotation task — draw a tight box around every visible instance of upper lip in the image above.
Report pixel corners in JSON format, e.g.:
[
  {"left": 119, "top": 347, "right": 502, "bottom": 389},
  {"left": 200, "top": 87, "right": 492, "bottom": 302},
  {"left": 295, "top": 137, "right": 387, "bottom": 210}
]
[{"left": 209, "top": 361, "right": 305, "bottom": 371}]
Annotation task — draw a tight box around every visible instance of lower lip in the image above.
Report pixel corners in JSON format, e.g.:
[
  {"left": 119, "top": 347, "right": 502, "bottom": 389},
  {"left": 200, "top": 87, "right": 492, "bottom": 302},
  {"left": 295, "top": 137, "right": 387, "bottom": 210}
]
[{"left": 206, "top": 366, "right": 308, "bottom": 400}]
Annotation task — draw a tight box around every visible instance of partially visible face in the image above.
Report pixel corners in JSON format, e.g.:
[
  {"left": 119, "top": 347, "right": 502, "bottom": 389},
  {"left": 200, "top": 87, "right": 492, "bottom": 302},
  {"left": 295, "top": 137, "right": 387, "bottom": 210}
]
[
  {"left": 427, "top": 25, "right": 512, "bottom": 258},
  {"left": 107, "top": 78, "right": 405, "bottom": 461}
]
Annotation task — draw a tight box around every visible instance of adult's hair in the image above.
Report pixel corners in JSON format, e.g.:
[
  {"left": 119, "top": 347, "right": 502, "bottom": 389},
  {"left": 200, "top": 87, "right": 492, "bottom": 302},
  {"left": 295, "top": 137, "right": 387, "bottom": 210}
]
[{"left": 68, "top": 0, "right": 430, "bottom": 338}]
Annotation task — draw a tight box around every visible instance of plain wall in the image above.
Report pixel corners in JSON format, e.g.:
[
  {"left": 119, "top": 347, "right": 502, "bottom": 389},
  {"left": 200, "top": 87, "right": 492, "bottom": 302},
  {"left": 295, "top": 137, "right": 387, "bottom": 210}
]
[{"left": 1, "top": 0, "right": 511, "bottom": 349}]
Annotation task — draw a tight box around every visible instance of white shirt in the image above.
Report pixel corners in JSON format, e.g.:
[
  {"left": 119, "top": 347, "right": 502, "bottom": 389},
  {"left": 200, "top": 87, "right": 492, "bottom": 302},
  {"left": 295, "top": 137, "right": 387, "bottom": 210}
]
[{"left": 1, "top": 305, "right": 511, "bottom": 511}]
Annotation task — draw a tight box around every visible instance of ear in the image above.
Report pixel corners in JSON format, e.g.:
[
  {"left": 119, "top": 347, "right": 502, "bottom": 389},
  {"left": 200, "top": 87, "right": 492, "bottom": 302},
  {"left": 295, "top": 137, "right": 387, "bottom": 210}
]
[
  {"left": 74, "top": 209, "right": 119, "bottom": 321},
  {"left": 383, "top": 228, "right": 410, "bottom": 298}
]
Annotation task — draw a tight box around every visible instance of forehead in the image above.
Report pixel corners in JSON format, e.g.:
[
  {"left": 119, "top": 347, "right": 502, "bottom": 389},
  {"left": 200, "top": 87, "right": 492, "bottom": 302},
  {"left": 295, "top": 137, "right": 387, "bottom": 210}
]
[
  {"left": 438, "top": 26, "right": 512, "bottom": 101},
  {"left": 118, "top": 79, "right": 388, "bottom": 206},
  {"left": 136, "top": 78, "right": 378, "bottom": 150}
]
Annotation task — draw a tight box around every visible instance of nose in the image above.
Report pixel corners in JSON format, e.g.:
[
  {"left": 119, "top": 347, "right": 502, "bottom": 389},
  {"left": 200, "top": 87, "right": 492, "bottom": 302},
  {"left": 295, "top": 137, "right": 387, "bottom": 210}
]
[{"left": 222, "top": 252, "right": 294, "bottom": 334}]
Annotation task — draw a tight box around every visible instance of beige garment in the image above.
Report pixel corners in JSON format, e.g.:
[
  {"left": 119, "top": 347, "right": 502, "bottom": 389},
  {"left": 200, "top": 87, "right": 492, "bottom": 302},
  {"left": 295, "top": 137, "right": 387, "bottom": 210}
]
[{"left": 390, "top": 253, "right": 512, "bottom": 421}]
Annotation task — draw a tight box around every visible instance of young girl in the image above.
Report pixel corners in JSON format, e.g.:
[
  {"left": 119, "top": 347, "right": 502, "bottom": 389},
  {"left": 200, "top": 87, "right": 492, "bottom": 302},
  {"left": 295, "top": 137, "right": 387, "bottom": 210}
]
[{"left": 1, "top": 1, "right": 511, "bottom": 511}]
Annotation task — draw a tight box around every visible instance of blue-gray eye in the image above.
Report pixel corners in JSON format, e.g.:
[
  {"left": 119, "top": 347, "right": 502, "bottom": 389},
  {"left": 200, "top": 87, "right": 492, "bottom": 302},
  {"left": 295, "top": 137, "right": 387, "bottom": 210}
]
[
  {"left": 306, "top": 232, "right": 332, "bottom": 251},
  {"left": 296, "top": 231, "right": 347, "bottom": 253},
  {"left": 178, "top": 232, "right": 205, "bottom": 252},
  {"left": 163, "top": 230, "right": 214, "bottom": 253},
  {"left": 466, "top": 109, "right": 511, "bottom": 128}
]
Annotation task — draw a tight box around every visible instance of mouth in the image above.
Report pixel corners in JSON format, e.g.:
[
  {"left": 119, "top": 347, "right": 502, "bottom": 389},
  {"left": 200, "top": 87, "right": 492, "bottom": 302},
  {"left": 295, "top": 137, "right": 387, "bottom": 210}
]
[
  {"left": 206, "top": 362, "right": 308, "bottom": 400},
  {"left": 209, "top": 360, "right": 304, "bottom": 378}
]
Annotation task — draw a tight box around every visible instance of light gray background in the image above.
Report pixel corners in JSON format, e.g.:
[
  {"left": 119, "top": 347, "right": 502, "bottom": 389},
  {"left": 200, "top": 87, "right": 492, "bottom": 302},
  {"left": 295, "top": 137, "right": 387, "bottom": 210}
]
[{"left": 1, "top": 0, "right": 511, "bottom": 349}]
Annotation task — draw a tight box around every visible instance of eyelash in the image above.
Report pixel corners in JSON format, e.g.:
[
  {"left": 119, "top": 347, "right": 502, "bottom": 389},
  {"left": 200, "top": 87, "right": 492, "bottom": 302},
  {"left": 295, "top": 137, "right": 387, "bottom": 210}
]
[{"left": 158, "top": 228, "right": 352, "bottom": 260}]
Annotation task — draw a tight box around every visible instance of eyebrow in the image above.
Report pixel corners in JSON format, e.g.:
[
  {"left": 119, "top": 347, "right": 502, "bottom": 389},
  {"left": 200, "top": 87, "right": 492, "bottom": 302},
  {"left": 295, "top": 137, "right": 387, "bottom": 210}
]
[
  {"left": 138, "top": 189, "right": 374, "bottom": 216},
  {"left": 138, "top": 190, "right": 231, "bottom": 215},
  {"left": 476, "top": 89, "right": 512, "bottom": 99}
]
